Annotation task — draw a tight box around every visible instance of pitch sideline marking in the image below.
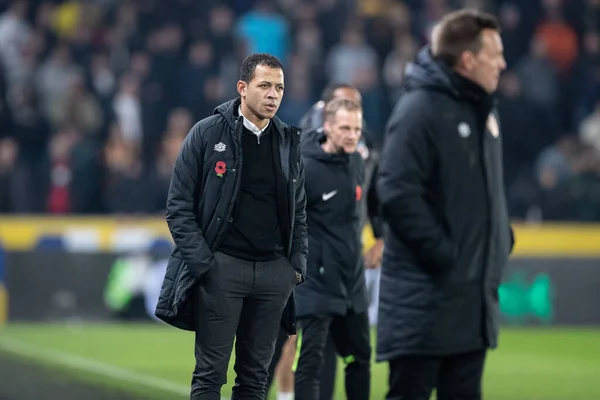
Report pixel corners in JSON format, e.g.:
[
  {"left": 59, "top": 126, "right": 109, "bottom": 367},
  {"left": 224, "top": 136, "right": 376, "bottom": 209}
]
[{"left": 0, "top": 336, "right": 230, "bottom": 400}]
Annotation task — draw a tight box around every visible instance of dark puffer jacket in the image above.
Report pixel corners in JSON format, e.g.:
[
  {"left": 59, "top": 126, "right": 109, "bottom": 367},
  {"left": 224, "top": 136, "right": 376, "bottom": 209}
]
[
  {"left": 376, "top": 47, "right": 514, "bottom": 360},
  {"left": 155, "top": 98, "right": 308, "bottom": 334}
]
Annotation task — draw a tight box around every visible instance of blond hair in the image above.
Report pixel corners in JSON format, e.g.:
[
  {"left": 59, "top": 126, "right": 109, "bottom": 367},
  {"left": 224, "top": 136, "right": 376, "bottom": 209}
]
[{"left": 324, "top": 98, "right": 362, "bottom": 122}]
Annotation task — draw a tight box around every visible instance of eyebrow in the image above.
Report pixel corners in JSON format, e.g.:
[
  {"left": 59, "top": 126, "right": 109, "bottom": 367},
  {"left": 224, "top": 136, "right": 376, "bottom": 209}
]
[{"left": 258, "top": 81, "right": 284, "bottom": 87}]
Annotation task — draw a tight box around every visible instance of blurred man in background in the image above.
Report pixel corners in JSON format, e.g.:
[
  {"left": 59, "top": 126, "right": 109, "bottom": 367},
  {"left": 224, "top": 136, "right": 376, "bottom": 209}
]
[
  {"left": 293, "top": 98, "right": 371, "bottom": 400},
  {"left": 377, "top": 9, "right": 514, "bottom": 400},
  {"left": 155, "top": 53, "right": 307, "bottom": 400},
  {"left": 267, "top": 83, "right": 383, "bottom": 400}
]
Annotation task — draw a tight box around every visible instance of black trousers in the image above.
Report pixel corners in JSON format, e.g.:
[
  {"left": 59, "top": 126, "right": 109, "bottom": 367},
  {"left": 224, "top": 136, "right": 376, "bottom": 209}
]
[
  {"left": 386, "top": 349, "right": 487, "bottom": 400},
  {"left": 191, "top": 251, "right": 297, "bottom": 400},
  {"left": 319, "top": 335, "right": 338, "bottom": 400},
  {"left": 294, "top": 311, "right": 371, "bottom": 400},
  {"left": 266, "top": 328, "right": 337, "bottom": 399}
]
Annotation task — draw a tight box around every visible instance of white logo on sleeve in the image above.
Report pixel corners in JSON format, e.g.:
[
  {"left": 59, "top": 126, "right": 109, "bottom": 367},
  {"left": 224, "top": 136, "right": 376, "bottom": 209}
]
[
  {"left": 458, "top": 122, "right": 471, "bottom": 138},
  {"left": 214, "top": 142, "right": 226, "bottom": 152},
  {"left": 321, "top": 190, "right": 338, "bottom": 201}
]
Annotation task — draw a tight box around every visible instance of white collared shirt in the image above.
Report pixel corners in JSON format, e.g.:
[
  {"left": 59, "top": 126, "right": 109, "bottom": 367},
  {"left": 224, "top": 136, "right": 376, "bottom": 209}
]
[{"left": 238, "top": 106, "right": 270, "bottom": 138}]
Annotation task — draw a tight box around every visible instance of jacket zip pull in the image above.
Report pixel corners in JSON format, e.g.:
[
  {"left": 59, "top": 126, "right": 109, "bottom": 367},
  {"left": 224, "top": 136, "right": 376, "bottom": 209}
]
[{"left": 257, "top": 134, "right": 261, "bottom": 144}]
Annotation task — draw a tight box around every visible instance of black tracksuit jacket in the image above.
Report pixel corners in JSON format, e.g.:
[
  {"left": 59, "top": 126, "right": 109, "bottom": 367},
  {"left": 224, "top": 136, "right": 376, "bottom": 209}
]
[{"left": 295, "top": 128, "right": 368, "bottom": 318}]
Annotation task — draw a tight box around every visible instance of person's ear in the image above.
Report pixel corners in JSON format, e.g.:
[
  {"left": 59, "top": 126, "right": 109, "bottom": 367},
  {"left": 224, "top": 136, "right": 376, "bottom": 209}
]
[
  {"left": 461, "top": 51, "right": 477, "bottom": 72},
  {"left": 323, "top": 120, "right": 332, "bottom": 136},
  {"left": 237, "top": 80, "right": 247, "bottom": 97}
]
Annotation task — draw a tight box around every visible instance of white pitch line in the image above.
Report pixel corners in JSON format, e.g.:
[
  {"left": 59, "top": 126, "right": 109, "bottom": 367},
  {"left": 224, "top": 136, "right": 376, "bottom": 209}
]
[{"left": 0, "top": 336, "right": 230, "bottom": 400}]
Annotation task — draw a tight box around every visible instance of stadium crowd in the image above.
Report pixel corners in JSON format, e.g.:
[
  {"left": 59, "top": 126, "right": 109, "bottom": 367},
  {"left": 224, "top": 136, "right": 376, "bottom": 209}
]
[{"left": 0, "top": 0, "right": 599, "bottom": 220}]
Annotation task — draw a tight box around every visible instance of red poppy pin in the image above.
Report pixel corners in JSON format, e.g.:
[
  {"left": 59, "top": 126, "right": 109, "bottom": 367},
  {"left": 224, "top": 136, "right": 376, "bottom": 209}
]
[
  {"left": 356, "top": 185, "right": 362, "bottom": 201},
  {"left": 215, "top": 161, "right": 227, "bottom": 177}
]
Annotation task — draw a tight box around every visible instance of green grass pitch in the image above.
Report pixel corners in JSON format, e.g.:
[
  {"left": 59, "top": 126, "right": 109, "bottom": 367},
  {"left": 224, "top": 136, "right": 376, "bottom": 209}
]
[{"left": 0, "top": 323, "right": 599, "bottom": 400}]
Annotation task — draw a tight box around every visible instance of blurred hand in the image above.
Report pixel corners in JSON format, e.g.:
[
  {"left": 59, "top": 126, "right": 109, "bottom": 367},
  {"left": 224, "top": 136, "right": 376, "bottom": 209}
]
[{"left": 364, "top": 239, "right": 384, "bottom": 269}]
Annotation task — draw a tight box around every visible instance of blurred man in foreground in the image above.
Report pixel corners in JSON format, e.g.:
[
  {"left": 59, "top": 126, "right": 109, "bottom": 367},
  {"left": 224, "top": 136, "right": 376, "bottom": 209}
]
[{"left": 377, "top": 9, "right": 514, "bottom": 400}]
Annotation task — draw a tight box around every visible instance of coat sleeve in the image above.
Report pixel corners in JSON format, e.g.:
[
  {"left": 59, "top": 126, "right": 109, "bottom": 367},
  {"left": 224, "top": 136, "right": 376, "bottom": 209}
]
[
  {"left": 289, "top": 154, "right": 308, "bottom": 282},
  {"left": 366, "top": 163, "right": 384, "bottom": 239},
  {"left": 165, "top": 123, "right": 215, "bottom": 279},
  {"left": 509, "top": 226, "right": 515, "bottom": 254},
  {"left": 377, "top": 100, "right": 454, "bottom": 272}
]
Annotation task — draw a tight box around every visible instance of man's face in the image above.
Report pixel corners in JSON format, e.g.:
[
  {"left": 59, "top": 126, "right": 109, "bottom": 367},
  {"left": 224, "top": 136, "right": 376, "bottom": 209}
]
[
  {"left": 237, "top": 64, "right": 284, "bottom": 121},
  {"left": 332, "top": 87, "right": 362, "bottom": 104},
  {"left": 0, "top": 138, "right": 17, "bottom": 167},
  {"left": 467, "top": 29, "right": 506, "bottom": 94},
  {"left": 324, "top": 109, "right": 362, "bottom": 153}
]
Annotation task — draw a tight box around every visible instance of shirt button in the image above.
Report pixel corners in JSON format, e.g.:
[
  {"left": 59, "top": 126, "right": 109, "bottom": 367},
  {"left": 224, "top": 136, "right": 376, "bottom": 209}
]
[
  {"left": 293, "top": 179, "right": 297, "bottom": 183},
  {"left": 228, "top": 217, "right": 233, "bottom": 222}
]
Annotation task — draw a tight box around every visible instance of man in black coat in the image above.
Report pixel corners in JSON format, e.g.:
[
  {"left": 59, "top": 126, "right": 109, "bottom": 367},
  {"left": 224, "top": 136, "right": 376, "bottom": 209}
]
[
  {"left": 267, "top": 83, "right": 383, "bottom": 400},
  {"left": 377, "top": 10, "right": 514, "bottom": 400},
  {"left": 154, "top": 53, "right": 308, "bottom": 400},
  {"left": 293, "top": 98, "right": 371, "bottom": 400}
]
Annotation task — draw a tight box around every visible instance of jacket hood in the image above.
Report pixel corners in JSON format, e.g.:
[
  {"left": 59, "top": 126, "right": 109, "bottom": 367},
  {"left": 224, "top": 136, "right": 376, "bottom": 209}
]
[
  {"left": 301, "top": 127, "right": 350, "bottom": 164},
  {"left": 213, "top": 97, "right": 290, "bottom": 134},
  {"left": 404, "top": 46, "right": 490, "bottom": 103},
  {"left": 213, "top": 97, "right": 242, "bottom": 129},
  {"left": 299, "top": 101, "right": 325, "bottom": 132}
]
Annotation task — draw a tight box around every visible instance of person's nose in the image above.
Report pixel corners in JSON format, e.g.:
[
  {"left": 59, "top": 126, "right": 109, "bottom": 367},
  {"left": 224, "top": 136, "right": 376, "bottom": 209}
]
[{"left": 500, "top": 56, "right": 507, "bottom": 71}]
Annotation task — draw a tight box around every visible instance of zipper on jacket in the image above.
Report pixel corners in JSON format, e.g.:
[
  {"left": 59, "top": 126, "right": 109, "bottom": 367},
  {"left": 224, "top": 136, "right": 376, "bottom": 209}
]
[
  {"left": 287, "top": 127, "right": 301, "bottom": 255},
  {"left": 213, "top": 121, "right": 244, "bottom": 249}
]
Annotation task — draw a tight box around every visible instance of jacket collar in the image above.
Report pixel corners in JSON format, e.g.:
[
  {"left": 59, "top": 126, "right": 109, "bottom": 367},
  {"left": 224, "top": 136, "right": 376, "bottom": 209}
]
[
  {"left": 238, "top": 106, "right": 270, "bottom": 136},
  {"left": 214, "top": 97, "right": 290, "bottom": 142}
]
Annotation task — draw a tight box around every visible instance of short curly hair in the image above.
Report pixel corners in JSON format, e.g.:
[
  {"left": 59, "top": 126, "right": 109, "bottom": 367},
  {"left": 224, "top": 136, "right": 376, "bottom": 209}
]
[{"left": 239, "top": 53, "right": 284, "bottom": 83}]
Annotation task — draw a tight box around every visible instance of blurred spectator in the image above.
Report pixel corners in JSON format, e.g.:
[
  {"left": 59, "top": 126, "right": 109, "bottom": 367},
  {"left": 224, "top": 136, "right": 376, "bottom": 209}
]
[
  {"left": 572, "top": 31, "right": 600, "bottom": 125},
  {"left": 90, "top": 52, "right": 116, "bottom": 103},
  {"left": 294, "top": 19, "right": 325, "bottom": 88},
  {"left": 0, "top": 137, "right": 33, "bottom": 213},
  {"left": 112, "top": 73, "right": 142, "bottom": 144},
  {"left": 0, "top": 0, "right": 595, "bottom": 221},
  {"left": 9, "top": 84, "right": 50, "bottom": 166},
  {"left": 35, "top": 42, "right": 81, "bottom": 124},
  {"left": 383, "top": 33, "right": 417, "bottom": 105},
  {"left": 414, "top": 0, "right": 452, "bottom": 43},
  {"left": 497, "top": 72, "right": 556, "bottom": 186},
  {"left": 535, "top": 136, "right": 581, "bottom": 191},
  {"left": 277, "top": 57, "right": 313, "bottom": 126},
  {"left": 102, "top": 128, "right": 154, "bottom": 214},
  {"left": 580, "top": 101, "right": 600, "bottom": 154},
  {"left": 236, "top": 0, "right": 290, "bottom": 63},
  {"left": 514, "top": 37, "right": 561, "bottom": 128},
  {"left": 0, "top": 0, "right": 32, "bottom": 87},
  {"left": 535, "top": 0, "right": 579, "bottom": 74},
  {"left": 48, "top": 72, "right": 103, "bottom": 135},
  {"left": 44, "top": 127, "right": 78, "bottom": 214},
  {"left": 207, "top": 5, "right": 235, "bottom": 62},
  {"left": 585, "top": 0, "right": 600, "bottom": 32},
  {"left": 149, "top": 132, "right": 184, "bottom": 213},
  {"left": 498, "top": 3, "right": 530, "bottom": 67},
  {"left": 180, "top": 40, "right": 214, "bottom": 120},
  {"left": 326, "top": 26, "right": 377, "bottom": 85}
]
